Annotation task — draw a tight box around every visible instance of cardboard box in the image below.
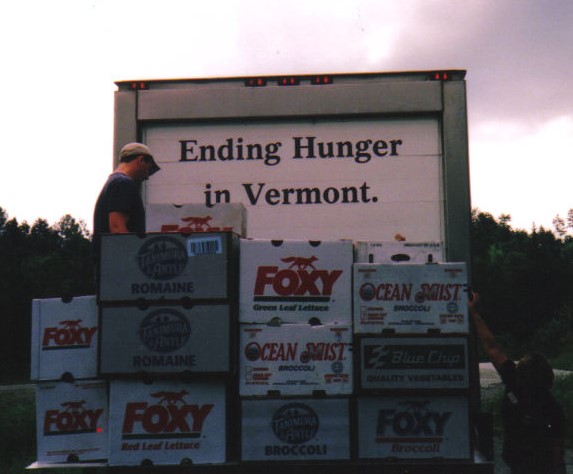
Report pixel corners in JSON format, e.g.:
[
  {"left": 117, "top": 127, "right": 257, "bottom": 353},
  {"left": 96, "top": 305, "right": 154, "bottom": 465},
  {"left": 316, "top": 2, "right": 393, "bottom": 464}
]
[
  {"left": 98, "top": 232, "right": 238, "bottom": 304},
  {"left": 353, "top": 263, "right": 468, "bottom": 334},
  {"left": 357, "top": 396, "right": 471, "bottom": 459},
  {"left": 100, "top": 305, "right": 232, "bottom": 375},
  {"left": 31, "top": 296, "right": 98, "bottom": 381},
  {"left": 240, "top": 323, "right": 352, "bottom": 396},
  {"left": 36, "top": 380, "right": 108, "bottom": 463},
  {"left": 242, "top": 398, "right": 350, "bottom": 461},
  {"left": 108, "top": 379, "right": 227, "bottom": 466},
  {"left": 147, "top": 203, "right": 247, "bottom": 237},
  {"left": 359, "top": 336, "right": 469, "bottom": 390},
  {"left": 240, "top": 239, "right": 353, "bottom": 324},
  {"left": 354, "top": 241, "right": 444, "bottom": 264}
]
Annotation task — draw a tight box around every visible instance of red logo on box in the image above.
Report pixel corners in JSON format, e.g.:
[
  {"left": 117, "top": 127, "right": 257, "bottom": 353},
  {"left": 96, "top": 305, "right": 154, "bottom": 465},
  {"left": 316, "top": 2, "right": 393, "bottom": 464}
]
[
  {"left": 44, "top": 399, "right": 104, "bottom": 435},
  {"left": 121, "top": 390, "right": 213, "bottom": 439},
  {"left": 42, "top": 319, "right": 98, "bottom": 350},
  {"left": 254, "top": 256, "right": 342, "bottom": 301}
]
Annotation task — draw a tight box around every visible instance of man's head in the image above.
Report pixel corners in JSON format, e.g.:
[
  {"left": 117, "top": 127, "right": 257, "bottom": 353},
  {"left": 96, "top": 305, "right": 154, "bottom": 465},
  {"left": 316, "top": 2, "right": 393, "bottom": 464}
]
[
  {"left": 118, "top": 142, "right": 160, "bottom": 181},
  {"left": 516, "top": 352, "right": 555, "bottom": 392}
]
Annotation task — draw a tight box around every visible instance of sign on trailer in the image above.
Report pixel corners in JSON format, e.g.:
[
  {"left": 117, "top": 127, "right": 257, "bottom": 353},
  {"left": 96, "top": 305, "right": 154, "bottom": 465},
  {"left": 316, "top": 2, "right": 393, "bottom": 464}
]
[{"left": 144, "top": 118, "right": 443, "bottom": 242}]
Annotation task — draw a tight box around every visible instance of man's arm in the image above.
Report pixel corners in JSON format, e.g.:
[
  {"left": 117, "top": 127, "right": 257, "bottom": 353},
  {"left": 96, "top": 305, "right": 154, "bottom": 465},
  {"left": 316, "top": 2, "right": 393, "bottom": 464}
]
[
  {"left": 108, "top": 211, "right": 130, "bottom": 233},
  {"left": 469, "top": 292, "right": 508, "bottom": 370}
]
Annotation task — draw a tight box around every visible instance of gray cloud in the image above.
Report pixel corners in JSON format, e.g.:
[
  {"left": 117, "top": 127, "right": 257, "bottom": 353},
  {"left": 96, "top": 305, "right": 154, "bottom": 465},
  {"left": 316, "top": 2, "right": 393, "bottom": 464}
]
[{"left": 380, "top": 0, "right": 573, "bottom": 125}]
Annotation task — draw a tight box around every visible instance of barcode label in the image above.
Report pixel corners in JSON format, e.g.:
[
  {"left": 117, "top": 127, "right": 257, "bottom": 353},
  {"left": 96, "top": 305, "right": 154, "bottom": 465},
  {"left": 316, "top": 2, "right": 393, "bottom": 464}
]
[{"left": 187, "top": 236, "right": 223, "bottom": 256}]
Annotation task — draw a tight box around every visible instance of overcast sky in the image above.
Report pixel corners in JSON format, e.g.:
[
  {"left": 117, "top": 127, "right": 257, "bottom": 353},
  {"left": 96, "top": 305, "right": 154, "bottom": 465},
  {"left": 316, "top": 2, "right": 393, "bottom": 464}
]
[{"left": 1, "top": 0, "right": 572, "bottom": 233}]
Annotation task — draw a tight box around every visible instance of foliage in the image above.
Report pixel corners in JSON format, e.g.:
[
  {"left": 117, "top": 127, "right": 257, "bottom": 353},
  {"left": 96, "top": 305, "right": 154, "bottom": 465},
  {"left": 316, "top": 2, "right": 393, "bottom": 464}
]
[
  {"left": 0, "top": 387, "right": 36, "bottom": 473},
  {"left": 553, "top": 373, "right": 573, "bottom": 443},
  {"left": 0, "top": 207, "right": 95, "bottom": 383},
  {"left": 471, "top": 209, "right": 573, "bottom": 358}
]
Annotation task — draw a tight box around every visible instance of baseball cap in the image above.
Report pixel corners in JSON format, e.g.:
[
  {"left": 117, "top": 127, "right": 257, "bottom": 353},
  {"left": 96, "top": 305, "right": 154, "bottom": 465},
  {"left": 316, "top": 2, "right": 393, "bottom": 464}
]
[{"left": 119, "top": 142, "right": 160, "bottom": 175}]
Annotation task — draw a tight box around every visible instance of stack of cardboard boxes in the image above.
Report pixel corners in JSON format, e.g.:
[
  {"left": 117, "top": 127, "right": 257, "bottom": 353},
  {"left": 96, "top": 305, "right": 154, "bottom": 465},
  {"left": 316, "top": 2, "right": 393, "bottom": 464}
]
[
  {"left": 352, "top": 242, "right": 471, "bottom": 460},
  {"left": 239, "top": 239, "right": 354, "bottom": 461},
  {"left": 98, "top": 231, "right": 239, "bottom": 466},
  {"left": 31, "top": 295, "right": 108, "bottom": 464},
  {"left": 30, "top": 208, "right": 472, "bottom": 467}
]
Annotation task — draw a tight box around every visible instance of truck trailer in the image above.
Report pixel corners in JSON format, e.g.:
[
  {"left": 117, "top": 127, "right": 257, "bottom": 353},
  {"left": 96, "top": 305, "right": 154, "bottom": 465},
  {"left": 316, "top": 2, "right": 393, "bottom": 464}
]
[{"left": 106, "top": 70, "right": 493, "bottom": 473}]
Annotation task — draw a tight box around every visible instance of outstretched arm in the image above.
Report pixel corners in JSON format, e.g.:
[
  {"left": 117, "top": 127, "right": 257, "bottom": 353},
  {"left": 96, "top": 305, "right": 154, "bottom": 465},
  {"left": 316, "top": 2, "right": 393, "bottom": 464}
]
[{"left": 469, "top": 292, "right": 508, "bottom": 371}]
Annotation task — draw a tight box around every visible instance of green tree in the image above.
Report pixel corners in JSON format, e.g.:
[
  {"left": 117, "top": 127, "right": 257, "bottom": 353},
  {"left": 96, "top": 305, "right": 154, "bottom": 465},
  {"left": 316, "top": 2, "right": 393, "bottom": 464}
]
[
  {"left": 471, "top": 209, "right": 573, "bottom": 357},
  {"left": 0, "top": 210, "right": 95, "bottom": 383}
]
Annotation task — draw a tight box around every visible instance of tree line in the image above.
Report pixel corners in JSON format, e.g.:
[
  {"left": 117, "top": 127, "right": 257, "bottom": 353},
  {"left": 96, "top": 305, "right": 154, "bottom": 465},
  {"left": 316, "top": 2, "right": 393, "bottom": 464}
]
[
  {"left": 0, "top": 208, "right": 95, "bottom": 382},
  {"left": 471, "top": 209, "right": 573, "bottom": 360},
  {"left": 1, "top": 206, "right": 572, "bottom": 382}
]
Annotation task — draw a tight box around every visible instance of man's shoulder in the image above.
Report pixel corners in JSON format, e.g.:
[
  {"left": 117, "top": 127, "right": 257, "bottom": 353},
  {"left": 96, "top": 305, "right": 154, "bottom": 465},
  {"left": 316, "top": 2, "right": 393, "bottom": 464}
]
[
  {"left": 104, "top": 172, "right": 136, "bottom": 191},
  {"left": 107, "top": 172, "right": 133, "bottom": 184}
]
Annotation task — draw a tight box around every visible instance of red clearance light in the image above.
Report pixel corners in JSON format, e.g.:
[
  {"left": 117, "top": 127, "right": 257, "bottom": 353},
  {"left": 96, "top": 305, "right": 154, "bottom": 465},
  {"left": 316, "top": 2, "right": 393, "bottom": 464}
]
[
  {"left": 278, "top": 77, "right": 300, "bottom": 86},
  {"left": 130, "top": 82, "right": 149, "bottom": 90},
  {"left": 245, "top": 78, "right": 267, "bottom": 87},
  {"left": 430, "top": 72, "right": 450, "bottom": 81},
  {"left": 311, "top": 75, "right": 333, "bottom": 85}
]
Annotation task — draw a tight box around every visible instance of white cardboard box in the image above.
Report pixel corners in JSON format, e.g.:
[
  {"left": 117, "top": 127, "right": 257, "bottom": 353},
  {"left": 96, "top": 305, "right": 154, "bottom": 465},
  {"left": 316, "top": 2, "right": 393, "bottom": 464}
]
[
  {"left": 359, "top": 336, "right": 469, "bottom": 390},
  {"left": 357, "top": 396, "right": 471, "bottom": 460},
  {"left": 36, "top": 380, "right": 108, "bottom": 463},
  {"left": 242, "top": 398, "right": 350, "bottom": 461},
  {"left": 31, "top": 296, "right": 98, "bottom": 381},
  {"left": 99, "top": 232, "right": 238, "bottom": 304},
  {"left": 240, "top": 323, "right": 352, "bottom": 396},
  {"left": 108, "top": 379, "right": 227, "bottom": 466},
  {"left": 146, "top": 203, "right": 247, "bottom": 237},
  {"left": 353, "top": 263, "right": 468, "bottom": 334},
  {"left": 240, "top": 239, "right": 353, "bottom": 324},
  {"left": 354, "top": 241, "right": 444, "bottom": 264},
  {"left": 100, "top": 305, "right": 232, "bottom": 375}
]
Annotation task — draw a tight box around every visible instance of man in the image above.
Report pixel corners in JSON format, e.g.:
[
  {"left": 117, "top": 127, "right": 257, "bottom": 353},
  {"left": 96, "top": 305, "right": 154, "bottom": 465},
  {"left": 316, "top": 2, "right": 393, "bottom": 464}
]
[
  {"left": 93, "top": 142, "right": 160, "bottom": 257},
  {"left": 469, "top": 292, "right": 566, "bottom": 474}
]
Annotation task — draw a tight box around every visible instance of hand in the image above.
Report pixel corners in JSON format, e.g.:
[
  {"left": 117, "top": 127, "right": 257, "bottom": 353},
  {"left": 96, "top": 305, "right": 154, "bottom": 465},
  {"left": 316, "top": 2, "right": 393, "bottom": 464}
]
[{"left": 468, "top": 290, "right": 480, "bottom": 316}]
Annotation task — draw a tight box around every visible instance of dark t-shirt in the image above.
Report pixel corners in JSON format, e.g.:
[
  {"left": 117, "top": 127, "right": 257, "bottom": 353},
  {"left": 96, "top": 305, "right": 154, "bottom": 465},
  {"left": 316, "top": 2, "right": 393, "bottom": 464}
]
[
  {"left": 497, "top": 359, "right": 565, "bottom": 473},
  {"left": 92, "top": 172, "right": 145, "bottom": 256}
]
